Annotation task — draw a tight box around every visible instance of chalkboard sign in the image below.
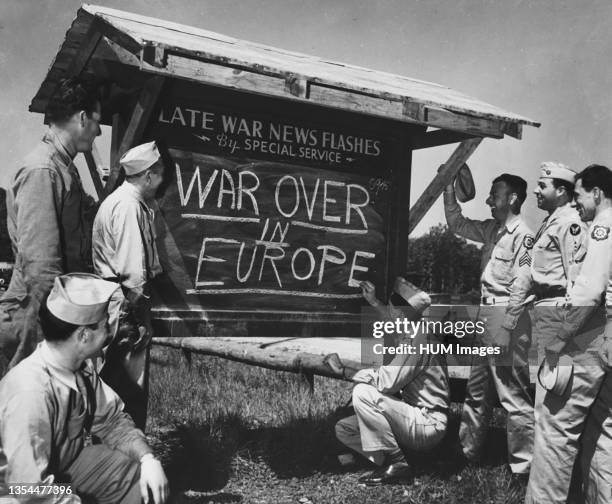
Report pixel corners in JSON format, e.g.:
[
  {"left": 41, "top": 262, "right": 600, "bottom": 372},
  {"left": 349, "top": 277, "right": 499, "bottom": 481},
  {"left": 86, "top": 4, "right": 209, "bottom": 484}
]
[{"left": 146, "top": 82, "right": 416, "bottom": 319}]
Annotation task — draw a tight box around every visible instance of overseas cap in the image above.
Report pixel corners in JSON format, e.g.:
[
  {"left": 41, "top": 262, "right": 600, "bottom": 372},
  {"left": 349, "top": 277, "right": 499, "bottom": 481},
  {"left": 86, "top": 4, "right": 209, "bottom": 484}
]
[
  {"left": 454, "top": 164, "right": 476, "bottom": 203},
  {"left": 540, "top": 161, "right": 576, "bottom": 184},
  {"left": 47, "top": 273, "right": 120, "bottom": 325},
  {"left": 120, "top": 141, "right": 161, "bottom": 176},
  {"left": 392, "top": 276, "right": 431, "bottom": 314}
]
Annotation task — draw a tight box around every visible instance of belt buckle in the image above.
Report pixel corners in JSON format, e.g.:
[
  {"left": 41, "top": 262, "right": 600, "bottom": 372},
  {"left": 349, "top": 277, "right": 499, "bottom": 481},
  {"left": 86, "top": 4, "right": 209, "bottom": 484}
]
[{"left": 481, "top": 296, "right": 494, "bottom": 305}]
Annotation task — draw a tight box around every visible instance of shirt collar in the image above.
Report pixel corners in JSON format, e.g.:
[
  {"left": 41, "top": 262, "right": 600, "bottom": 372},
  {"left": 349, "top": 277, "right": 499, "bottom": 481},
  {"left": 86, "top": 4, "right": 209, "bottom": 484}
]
[
  {"left": 593, "top": 207, "right": 612, "bottom": 226},
  {"left": 548, "top": 202, "right": 574, "bottom": 223},
  {"left": 120, "top": 181, "right": 149, "bottom": 207},
  {"left": 504, "top": 214, "right": 522, "bottom": 234},
  {"left": 43, "top": 128, "right": 76, "bottom": 166},
  {"left": 38, "top": 341, "right": 79, "bottom": 392}
]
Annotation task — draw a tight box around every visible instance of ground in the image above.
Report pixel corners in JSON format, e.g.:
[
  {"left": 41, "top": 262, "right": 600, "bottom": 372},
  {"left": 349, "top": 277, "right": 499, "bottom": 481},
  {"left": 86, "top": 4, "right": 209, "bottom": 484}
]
[{"left": 148, "top": 347, "right": 514, "bottom": 504}]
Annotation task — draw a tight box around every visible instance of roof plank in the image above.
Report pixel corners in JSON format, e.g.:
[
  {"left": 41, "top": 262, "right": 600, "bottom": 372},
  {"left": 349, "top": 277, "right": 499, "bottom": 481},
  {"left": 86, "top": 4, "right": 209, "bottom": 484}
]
[{"left": 29, "top": 4, "right": 540, "bottom": 137}]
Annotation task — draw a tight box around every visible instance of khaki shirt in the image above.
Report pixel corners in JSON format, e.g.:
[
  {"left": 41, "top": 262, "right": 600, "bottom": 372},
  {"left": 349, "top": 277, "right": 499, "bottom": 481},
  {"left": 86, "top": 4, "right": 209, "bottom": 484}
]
[
  {"left": 358, "top": 330, "right": 449, "bottom": 413},
  {"left": 0, "top": 342, "right": 151, "bottom": 485},
  {"left": 502, "top": 204, "right": 587, "bottom": 329},
  {"left": 558, "top": 207, "right": 612, "bottom": 347},
  {"left": 92, "top": 182, "right": 162, "bottom": 290},
  {"left": 444, "top": 191, "right": 534, "bottom": 299},
  {"left": 3, "top": 130, "right": 94, "bottom": 303}
]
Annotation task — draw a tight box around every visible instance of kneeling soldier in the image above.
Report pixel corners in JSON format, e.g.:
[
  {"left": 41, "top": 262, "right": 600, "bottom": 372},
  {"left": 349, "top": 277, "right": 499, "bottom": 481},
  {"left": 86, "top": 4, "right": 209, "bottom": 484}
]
[
  {"left": 335, "top": 277, "right": 449, "bottom": 486},
  {"left": 0, "top": 273, "right": 168, "bottom": 504}
]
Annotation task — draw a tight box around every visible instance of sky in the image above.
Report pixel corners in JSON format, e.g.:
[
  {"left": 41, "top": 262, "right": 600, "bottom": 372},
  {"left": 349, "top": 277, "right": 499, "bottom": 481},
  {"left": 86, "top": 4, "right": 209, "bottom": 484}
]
[{"left": 0, "top": 0, "right": 611, "bottom": 236}]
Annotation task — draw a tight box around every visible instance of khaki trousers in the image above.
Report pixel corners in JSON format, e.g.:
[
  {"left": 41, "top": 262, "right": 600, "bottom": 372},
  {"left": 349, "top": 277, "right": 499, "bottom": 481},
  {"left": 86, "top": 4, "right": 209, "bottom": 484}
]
[
  {"left": 459, "top": 304, "right": 533, "bottom": 474},
  {"left": 526, "top": 303, "right": 607, "bottom": 504},
  {"left": 61, "top": 445, "right": 141, "bottom": 504},
  {"left": 335, "top": 383, "right": 446, "bottom": 466}
]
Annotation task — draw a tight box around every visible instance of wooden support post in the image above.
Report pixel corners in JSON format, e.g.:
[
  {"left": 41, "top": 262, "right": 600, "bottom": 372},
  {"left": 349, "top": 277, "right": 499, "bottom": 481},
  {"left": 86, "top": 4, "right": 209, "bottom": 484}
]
[
  {"left": 181, "top": 348, "right": 193, "bottom": 368},
  {"left": 83, "top": 142, "right": 106, "bottom": 200},
  {"left": 298, "top": 324, "right": 315, "bottom": 393},
  {"left": 104, "top": 76, "right": 165, "bottom": 197},
  {"left": 408, "top": 137, "right": 483, "bottom": 235},
  {"left": 298, "top": 370, "right": 315, "bottom": 393}
]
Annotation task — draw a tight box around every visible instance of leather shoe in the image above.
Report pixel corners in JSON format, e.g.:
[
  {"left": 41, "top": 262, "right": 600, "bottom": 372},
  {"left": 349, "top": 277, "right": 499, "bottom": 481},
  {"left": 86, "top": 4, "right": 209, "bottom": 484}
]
[{"left": 358, "top": 461, "right": 411, "bottom": 486}]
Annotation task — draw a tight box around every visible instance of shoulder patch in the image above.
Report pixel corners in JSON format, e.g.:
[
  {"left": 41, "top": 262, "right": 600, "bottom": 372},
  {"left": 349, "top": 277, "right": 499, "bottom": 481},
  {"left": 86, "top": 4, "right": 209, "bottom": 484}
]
[
  {"left": 523, "top": 235, "right": 534, "bottom": 249},
  {"left": 591, "top": 225, "right": 610, "bottom": 241},
  {"left": 570, "top": 223, "right": 581, "bottom": 236}
]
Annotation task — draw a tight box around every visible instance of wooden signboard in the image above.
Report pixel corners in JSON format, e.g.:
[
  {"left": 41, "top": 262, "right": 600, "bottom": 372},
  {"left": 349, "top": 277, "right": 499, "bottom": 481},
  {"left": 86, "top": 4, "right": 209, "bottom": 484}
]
[{"left": 144, "top": 81, "right": 421, "bottom": 324}]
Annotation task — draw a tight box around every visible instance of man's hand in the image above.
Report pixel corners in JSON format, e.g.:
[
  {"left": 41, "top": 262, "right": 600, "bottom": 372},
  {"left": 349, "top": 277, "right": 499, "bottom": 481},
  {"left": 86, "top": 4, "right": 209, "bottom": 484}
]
[
  {"left": 351, "top": 368, "right": 376, "bottom": 384},
  {"left": 140, "top": 455, "right": 169, "bottom": 504},
  {"left": 360, "top": 281, "right": 380, "bottom": 307},
  {"left": 494, "top": 327, "right": 512, "bottom": 356},
  {"left": 133, "top": 323, "right": 153, "bottom": 351}
]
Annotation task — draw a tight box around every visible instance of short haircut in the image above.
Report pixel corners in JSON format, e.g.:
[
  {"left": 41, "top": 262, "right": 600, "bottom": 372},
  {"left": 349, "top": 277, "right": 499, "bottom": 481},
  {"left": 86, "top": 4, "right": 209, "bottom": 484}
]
[
  {"left": 551, "top": 178, "right": 575, "bottom": 195},
  {"left": 492, "top": 173, "right": 528, "bottom": 211},
  {"left": 45, "top": 76, "right": 102, "bottom": 124},
  {"left": 575, "top": 164, "right": 612, "bottom": 199},
  {"left": 39, "top": 293, "right": 96, "bottom": 342}
]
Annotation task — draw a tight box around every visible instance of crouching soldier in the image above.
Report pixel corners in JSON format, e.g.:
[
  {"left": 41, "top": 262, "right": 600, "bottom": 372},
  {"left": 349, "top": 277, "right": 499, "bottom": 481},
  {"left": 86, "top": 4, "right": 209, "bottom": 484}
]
[
  {"left": 0, "top": 273, "right": 168, "bottom": 504},
  {"left": 335, "top": 277, "right": 449, "bottom": 486}
]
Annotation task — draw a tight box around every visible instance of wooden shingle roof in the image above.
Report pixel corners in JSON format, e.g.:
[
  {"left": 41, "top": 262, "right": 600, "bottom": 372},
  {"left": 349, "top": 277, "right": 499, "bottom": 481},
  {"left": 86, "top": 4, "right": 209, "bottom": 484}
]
[{"left": 30, "top": 4, "right": 539, "bottom": 139}]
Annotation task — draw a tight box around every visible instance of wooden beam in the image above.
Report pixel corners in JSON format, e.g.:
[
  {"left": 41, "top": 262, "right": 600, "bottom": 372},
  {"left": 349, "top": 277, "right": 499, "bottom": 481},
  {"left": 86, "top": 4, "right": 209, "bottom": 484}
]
[
  {"left": 64, "top": 19, "right": 103, "bottom": 77},
  {"left": 104, "top": 76, "right": 165, "bottom": 197},
  {"left": 408, "top": 137, "right": 483, "bottom": 235},
  {"left": 425, "top": 107, "right": 504, "bottom": 138},
  {"left": 411, "top": 130, "right": 478, "bottom": 150},
  {"left": 83, "top": 150, "right": 104, "bottom": 199},
  {"left": 153, "top": 337, "right": 365, "bottom": 381},
  {"left": 110, "top": 112, "right": 127, "bottom": 174}
]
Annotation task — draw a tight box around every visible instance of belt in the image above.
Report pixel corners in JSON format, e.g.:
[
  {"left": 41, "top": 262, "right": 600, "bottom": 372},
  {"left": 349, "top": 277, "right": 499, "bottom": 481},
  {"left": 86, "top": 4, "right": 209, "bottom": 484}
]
[
  {"left": 103, "top": 276, "right": 121, "bottom": 283},
  {"left": 481, "top": 296, "right": 509, "bottom": 305},
  {"left": 533, "top": 286, "right": 566, "bottom": 300}
]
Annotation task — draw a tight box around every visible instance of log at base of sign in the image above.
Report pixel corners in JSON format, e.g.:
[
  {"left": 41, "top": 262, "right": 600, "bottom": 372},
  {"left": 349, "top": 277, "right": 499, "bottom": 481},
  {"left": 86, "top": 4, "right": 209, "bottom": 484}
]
[{"left": 153, "top": 337, "right": 363, "bottom": 381}]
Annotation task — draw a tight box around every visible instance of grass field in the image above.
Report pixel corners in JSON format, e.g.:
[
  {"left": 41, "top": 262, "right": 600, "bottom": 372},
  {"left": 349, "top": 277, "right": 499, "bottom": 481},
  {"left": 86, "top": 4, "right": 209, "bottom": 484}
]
[{"left": 148, "top": 346, "right": 514, "bottom": 504}]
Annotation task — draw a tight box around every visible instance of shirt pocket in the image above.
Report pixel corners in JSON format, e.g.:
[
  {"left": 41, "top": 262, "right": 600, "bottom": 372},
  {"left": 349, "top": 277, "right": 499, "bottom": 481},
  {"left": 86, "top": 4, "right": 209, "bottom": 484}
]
[{"left": 491, "top": 250, "right": 514, "bottom": 282}]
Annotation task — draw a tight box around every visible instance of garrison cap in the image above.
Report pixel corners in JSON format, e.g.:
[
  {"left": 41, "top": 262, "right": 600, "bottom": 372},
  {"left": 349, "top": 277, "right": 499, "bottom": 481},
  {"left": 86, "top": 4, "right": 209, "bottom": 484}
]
[
  {"left": 47, "top": 273, "right": 120, "bottom": 325},
  {"left": 540, "top": 161, "right": 576, "bottom": 184},
  {"left": 392, "top": 276, "right": 431, "bottom": 314},
  {"left": 120, "top": 141, "right": 161, "bottom": 176}
]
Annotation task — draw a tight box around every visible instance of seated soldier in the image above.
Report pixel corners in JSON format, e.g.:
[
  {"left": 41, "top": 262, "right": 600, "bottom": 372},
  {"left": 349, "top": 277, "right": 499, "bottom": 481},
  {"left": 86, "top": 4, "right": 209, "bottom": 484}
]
[
  {"left": 335, "top": 277, "right": 449, "bottom": 486},
  {"left": 0, "top": 273, "right": 168, "bottom": 504}
]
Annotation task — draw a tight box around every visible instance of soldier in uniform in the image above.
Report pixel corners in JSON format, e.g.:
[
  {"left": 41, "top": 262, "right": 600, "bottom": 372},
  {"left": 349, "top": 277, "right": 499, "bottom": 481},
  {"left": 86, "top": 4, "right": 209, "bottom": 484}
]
[
  {"left": 444, "top": 173, "right": 534, "bottom": 502},
  {"left": 335, "top": 277, "right": 449, "bottom": 486},
  {"left": 0, "top": 273, "right": 168, "bottom": 504},
  {"left": 0, "top": 77, "right": 102, "bottom": 373},
  {"left": 92, "top": 141, "right": 164, "bottom": 430},
  {"left": 526, "top": 164, "right": 612, "bottom": 504},
  {"left": 500, "top": 162, "right": 586, "bottom": 376}
]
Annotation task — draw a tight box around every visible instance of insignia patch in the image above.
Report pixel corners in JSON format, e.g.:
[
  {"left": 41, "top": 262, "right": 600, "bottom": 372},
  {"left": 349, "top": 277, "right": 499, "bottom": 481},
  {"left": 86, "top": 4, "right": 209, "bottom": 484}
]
[
  {"left": 519, "top": 251, "right": 532, "bottom": 267},
  {"left": 523, "top": 235, "right": 534, "bottom": 249},
  {"left": 570, "top": 223, "right": 581, "bottom": 236},
  {"left": 591, "top": 225, "right": 610, "bottom": 241}
]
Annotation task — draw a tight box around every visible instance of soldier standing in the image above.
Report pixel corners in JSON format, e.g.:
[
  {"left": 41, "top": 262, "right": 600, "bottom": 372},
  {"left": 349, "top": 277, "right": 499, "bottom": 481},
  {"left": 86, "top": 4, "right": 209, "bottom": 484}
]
[
  {"left": 92, "top": 141, "right": 164, "bottom": 430},
  {"left": 444, "top": 173, "right": 534, "bottom": 503},
  {"left": 526, "top": 164, "right": 612, "bottom": 504},
  {"left": 0, "top": 77, "right": 102, "bottom": 373}
]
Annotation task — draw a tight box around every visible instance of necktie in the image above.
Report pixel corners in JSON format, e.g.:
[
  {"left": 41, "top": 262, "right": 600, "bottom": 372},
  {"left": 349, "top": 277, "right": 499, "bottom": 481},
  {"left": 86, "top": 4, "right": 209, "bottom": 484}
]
[{"left": 75, "top": 368, "right": 96, "bottom": 438}]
